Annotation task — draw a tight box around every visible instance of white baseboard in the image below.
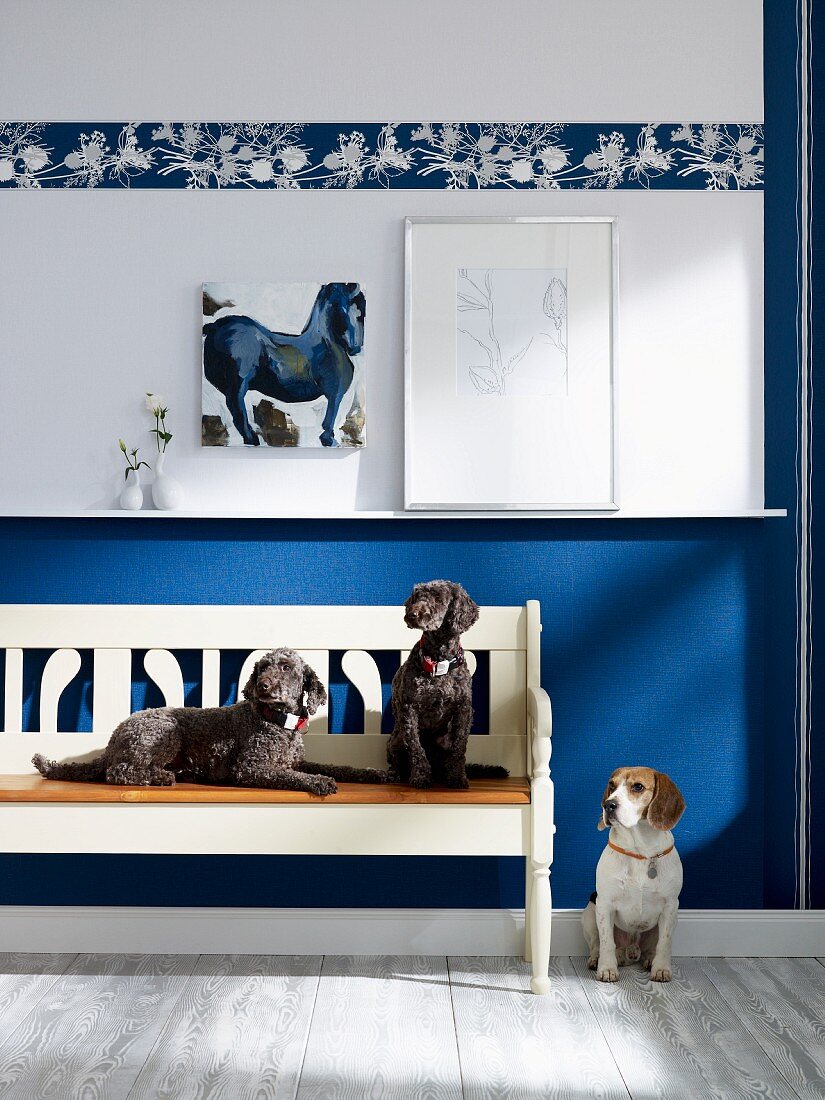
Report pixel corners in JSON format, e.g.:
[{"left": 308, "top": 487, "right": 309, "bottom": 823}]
[{"left": 0, "top": 906, "right": 823, "bottom": 957}]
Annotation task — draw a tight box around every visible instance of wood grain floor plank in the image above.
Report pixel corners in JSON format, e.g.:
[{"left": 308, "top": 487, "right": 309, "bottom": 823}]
[
  {"left": 572, "top": 956, "right": 800, "bottom": 1100},
  {"left": 128, "top": 954, "right": 322, "bottom": 1100},
  {"left": 0, "top": 953, "right": 196, "bottom": 1100},
  {"left": 0, "top": 953, "right": 77, "bottom": 1046},
  {"left": 448, "top": 955, "right": 629, "bottom": 1100},
  {"left": 297, "top": 955, "right": 462, "bottom": 1100},
  {"left": 699, "top": 958, "right": 825, "bottom": 1100}
]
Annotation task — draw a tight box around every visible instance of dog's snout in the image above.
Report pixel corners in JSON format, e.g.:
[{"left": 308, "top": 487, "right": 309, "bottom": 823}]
[{"left": 603, "top": 799, "right": 617, "bottom": 813}]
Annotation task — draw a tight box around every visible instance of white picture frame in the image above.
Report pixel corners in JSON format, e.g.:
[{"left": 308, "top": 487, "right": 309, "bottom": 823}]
[{"left": 404, "top": 216, "right": 618, "bottom": 511}]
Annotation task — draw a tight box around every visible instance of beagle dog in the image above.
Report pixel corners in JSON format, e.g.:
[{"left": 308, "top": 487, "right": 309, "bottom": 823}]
[{"left": 582, "top": 767, "right": 685, "bottom": 983}]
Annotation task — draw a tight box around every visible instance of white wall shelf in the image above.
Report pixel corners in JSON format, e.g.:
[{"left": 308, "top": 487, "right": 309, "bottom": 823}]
[{"left": 0, "top": 509, "right": 788, "bottom": 521}]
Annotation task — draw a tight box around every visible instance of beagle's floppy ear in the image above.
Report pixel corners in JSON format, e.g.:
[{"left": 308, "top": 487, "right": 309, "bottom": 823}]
[
  {"left": 447, "top": 582, "right": 480, "bottom": 634},
  {"left": 597, "top": 772, "right": 618, "bottom": 830},
  {"left": 242, "top": 659, "right": 264, "bottom": 702},
  {"left": 647, "top": 771, "right": 685, "bottom": 831},
  {"left": 302, "top": 665, "right": 327, "bottom": 715}
]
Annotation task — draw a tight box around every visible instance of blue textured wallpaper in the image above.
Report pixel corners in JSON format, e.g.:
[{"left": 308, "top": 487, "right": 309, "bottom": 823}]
[
  {"left": 808, "top": 0, "right": 824, "bottom": 909},
  {"left": 0, "top": 0, "right": 811, "bottom": 914},
  {"left": 0, "top": 517, "right": 768, "bottom": 908}
]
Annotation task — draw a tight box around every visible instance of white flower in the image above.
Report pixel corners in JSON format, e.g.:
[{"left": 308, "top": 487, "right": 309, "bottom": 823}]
[
  {"left": 323, "top": 152, "right": 344, "bottom": 170},
  {"left": 477, "top": 134, "right": 496, "bottom": 152},
  {"left": 248, "top": 159, "right": 274, "bottom": 181},
  {"left": 508, "top": 160, "right": 534, "bottom": 182},
  {"left": 0, "top": 159, "right": 15, "bottom": 181},
  {"left": 217, "top": 134, "right": 236, "bottom": 152},
  {"left": 20, "top": 145, "right": 49, "bottom": 171},
  {"left": 278, "top": 147, "right": 308, "bottom": 172},
  {"left": 539, "top": 147, "right": 568, "bottom": 172},
  {"left": 145, "top": 392, "right": 166, "bottom": 413},
  {"left": 583, "top": 152, "right": 602, "bottom": 171},
  {"left": 64, "top": 152, "right": 83, "bottom": 169}
]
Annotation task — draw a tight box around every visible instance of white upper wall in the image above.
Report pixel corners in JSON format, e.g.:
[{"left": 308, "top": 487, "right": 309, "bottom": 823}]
[
  {"left": 0, "top": 0, "right": 763, "bottom": 122},
  {"left": 0, "top": 0, "right": 765, "bottom": 515}
]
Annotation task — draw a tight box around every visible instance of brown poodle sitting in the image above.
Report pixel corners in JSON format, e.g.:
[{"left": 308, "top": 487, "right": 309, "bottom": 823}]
[
  {"left": 33, "top": 648, "right": 386, "bottom": 796},
  {"left": 387, "top": 580, "right": 508, "bottom": 788}
]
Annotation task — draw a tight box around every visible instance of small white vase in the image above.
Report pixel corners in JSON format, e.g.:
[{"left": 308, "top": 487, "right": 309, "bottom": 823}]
[
  {"left": 152, "top": 451, "right": 184, "bottom": 510},
  {"left": 119, "top": 469, "right": 143, "bottom": 511}
]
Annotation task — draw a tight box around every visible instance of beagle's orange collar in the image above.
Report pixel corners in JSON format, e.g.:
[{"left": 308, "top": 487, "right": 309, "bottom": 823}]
[{"left": 608, "top": 840, "right": 674, "bottom": 861}]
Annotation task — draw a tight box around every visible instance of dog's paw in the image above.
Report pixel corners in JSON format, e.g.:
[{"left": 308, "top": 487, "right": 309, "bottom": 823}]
[
  {"left": 625, "top": 944, "right": 641, "bottom": 964},
  {"left": 443, "top": 775, "right": 470, "bottom": 790},
  {"left": 641, "top": 955, "right": 654, "bottom": 971},
  {"left": 587, "top": 955, "right": 599, "bottom": 971},
  {"left": 312, "top": 776, "right": 337, "bottom": 796},
  {"left": 650, "top": 964, "right": 672, "bottom": 983},
  {"left": 597, "top": 964, "right": 619, "bottom": 983}
]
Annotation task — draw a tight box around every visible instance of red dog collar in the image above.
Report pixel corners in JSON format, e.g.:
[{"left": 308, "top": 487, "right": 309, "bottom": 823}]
[
  {"left": 419, "top": 637, "right": 463, "bottom": 677},
  {"left": 260, "top": 704, "right": 308, "bottom": 730}
]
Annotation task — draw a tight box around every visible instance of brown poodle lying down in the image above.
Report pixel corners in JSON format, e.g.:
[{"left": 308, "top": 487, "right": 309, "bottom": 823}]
[{"left": 33, "top": 648, "right": 386, "bottom": 796}]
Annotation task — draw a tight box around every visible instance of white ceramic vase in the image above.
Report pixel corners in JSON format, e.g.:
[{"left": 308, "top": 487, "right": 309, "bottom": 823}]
[
  {"left": 119, "top": 468, "right": 143, "bottom": 511},
  {"left": 152, "top": 451, "right": 184, "bottom": 510}
]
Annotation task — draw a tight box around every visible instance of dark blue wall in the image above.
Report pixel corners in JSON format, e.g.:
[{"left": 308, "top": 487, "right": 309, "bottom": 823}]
[
  {"left": 808, "top": 0, "right": 824, "bottom": 908},
  {"left": 0, "top": 0, "right": 812, "bottom": 913},
  {"left": 0, "top": 517, "right": 774, "bottom": 908}
]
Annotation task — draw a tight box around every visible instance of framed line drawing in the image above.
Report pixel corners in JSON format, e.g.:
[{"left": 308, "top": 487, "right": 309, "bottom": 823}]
[{"left": 404, "top": 216, "right": 618, "bottom": 510}]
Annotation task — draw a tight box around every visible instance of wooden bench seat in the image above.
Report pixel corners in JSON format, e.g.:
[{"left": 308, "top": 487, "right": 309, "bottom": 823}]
[
  {"left": 0, "top": 600, "right": 553, "bottom": 993},
  {"left": 0, "top": 775, "right": 531, "bottom": 805}
]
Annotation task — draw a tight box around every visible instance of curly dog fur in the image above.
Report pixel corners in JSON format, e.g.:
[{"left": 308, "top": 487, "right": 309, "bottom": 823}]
[
  {"left": 33, "top": 648, "right": 386, "bottom": 796},
  {"left": 387, "top": 580, "right": 508, "bottom": 788}
]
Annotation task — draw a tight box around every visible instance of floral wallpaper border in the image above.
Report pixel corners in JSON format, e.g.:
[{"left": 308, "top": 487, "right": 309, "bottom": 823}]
[{"left": 0, "top": 122, "right": 764, "bottom": 190}]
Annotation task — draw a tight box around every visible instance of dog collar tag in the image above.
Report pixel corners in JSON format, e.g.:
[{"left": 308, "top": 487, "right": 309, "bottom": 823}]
[
  {"left": 647, "top": 860, "right": 658, "bottom": 879},
  {"left": 282, "top": 712, "right": 307, "bottom": 731},
  {"left": 419, "top": 639, "right": 463, "bottom": 677},
  {"left": 262, "top": 705, "right": 308, "bottom": 731}
]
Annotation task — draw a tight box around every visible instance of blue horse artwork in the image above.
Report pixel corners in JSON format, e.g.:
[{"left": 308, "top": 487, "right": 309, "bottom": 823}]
[{"left": 202, "top": 281, "right": 366, "bottom": 447}]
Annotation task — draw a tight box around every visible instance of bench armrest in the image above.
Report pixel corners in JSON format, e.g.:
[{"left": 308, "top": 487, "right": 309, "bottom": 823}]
[{"left": 525, "top": 682, "right": 552, "bottom": 770}]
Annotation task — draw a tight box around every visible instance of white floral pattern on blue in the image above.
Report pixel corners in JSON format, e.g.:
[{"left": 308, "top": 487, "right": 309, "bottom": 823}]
[{"left": 0, "top": 122, "right": 764, "bottom": 190}]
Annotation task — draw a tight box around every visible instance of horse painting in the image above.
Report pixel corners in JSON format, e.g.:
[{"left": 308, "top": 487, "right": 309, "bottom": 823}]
[{"left": 202, "top": 282, "right": 366, "bottom": 447}]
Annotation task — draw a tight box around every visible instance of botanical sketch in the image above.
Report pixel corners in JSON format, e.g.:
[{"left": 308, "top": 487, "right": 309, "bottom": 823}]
[
  {"left": 456, "top": 268, "right": 568, "bottom": 397},
  {"left": 202, "top": 281, "right": 366, "bottom": 448}
]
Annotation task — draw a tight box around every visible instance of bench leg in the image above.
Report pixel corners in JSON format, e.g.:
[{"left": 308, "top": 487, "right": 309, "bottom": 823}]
[
  {"left": 529, "top": 862, "right": 552, "bottom": 994},
  {"left": 529, "top": 731, "right": 554, "bottom": 995},
  {"left": 524, "top": 857, "right": 533, "bottom": 962}
]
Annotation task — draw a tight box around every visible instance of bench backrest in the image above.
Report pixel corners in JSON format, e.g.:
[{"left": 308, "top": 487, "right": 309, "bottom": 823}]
[{"left": 0, "top": 602, "right": 541, "bottom": 777}]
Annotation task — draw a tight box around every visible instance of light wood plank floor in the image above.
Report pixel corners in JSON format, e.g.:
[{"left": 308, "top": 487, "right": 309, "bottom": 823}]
[{"left": 0, "top": 954, "right": 822, "bottom": 1099}]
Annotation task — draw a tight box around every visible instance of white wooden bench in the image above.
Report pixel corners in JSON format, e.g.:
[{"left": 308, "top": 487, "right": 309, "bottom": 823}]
[{"left": 0, "top": 600, "right": 555, "bottom": 993}]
